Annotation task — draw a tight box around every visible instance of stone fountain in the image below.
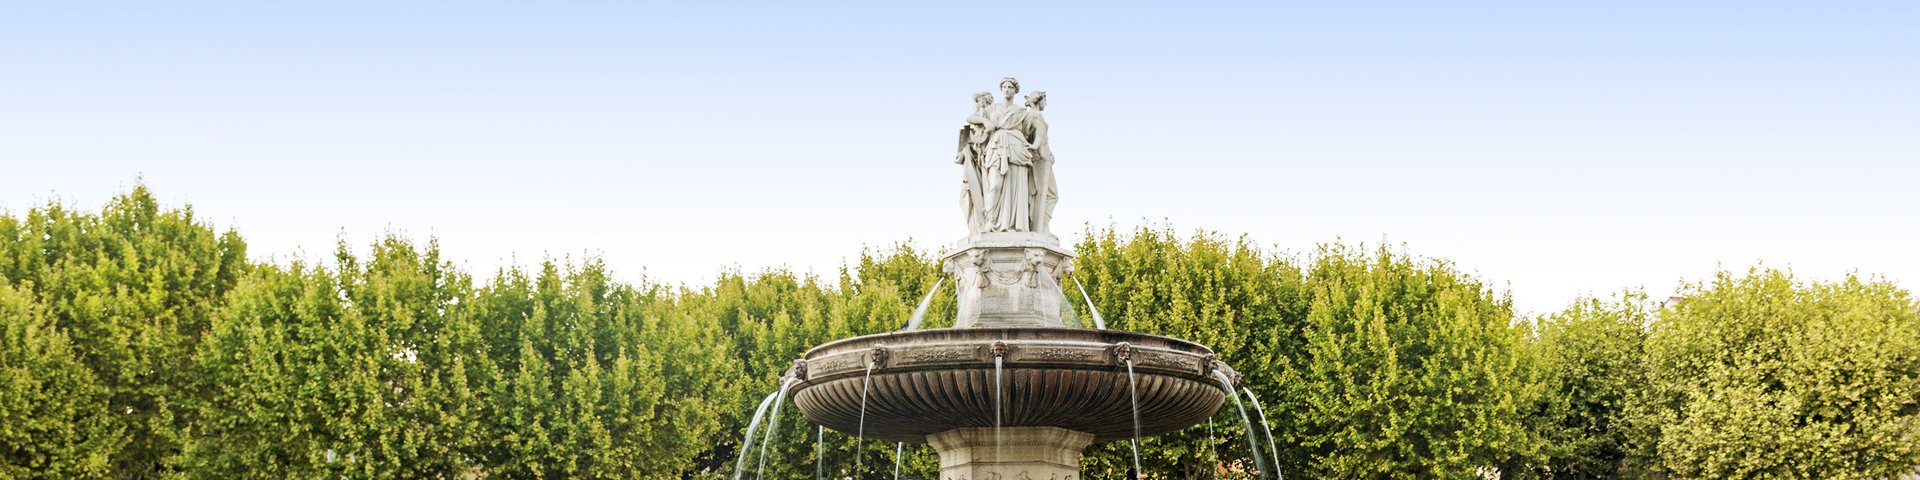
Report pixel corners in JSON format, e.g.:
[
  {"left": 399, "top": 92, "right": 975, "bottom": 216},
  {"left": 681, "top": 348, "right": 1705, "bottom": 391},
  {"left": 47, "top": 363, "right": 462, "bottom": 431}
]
[{"left": 781, "top": 78, "right": 1245, "bottom": 479}]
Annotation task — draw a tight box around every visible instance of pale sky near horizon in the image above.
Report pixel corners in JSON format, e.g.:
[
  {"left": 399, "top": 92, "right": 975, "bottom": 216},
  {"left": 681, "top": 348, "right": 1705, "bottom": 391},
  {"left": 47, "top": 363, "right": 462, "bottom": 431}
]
[{"left": 3, "top": 2, "right": 1916, "bottom": 315}]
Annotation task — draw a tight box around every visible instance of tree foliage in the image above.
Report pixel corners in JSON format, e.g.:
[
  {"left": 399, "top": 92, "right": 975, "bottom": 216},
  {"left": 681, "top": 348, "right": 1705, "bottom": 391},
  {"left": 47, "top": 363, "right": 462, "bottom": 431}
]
[
  {"left": 1522, "top": 293, "right": 1651, "bottom": 478},
  {"left": 1627, "top": 269, "right": 1920, "bottom": 479},
  {"left": 3, "top": 189, "right": 1919, "bottom": 479},
  {"left": 0, "top": 186, "right": 247, "bottom": 477}
]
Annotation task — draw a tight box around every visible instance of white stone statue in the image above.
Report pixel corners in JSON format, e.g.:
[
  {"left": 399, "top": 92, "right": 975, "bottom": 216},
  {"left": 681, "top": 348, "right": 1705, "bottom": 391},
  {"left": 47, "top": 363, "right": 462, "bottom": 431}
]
[
  {"left": 957, "top": 92, "right": 993, "bottom": 232},
  {"left": 1024, "top": 90, "right": 1057, "bottom": 234},
  {"left": 957, "top": 77, "right": 1055, "bottom": 235},
  {"left": 982, "top": 77, "right": 1033, "bottom": 233}
]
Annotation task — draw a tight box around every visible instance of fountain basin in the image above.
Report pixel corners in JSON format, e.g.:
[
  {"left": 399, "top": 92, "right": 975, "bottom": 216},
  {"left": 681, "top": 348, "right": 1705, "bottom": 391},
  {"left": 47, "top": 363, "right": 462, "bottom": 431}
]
[{"left": 788, "top": 327, "right": 1232, "bottom": 443}]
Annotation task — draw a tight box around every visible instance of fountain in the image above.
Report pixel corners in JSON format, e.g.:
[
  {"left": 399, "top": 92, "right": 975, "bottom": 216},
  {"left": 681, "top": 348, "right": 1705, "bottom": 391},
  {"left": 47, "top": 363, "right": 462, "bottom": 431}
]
[{"left": 778, "top": 78, "right": 1248, "bottom": 479}]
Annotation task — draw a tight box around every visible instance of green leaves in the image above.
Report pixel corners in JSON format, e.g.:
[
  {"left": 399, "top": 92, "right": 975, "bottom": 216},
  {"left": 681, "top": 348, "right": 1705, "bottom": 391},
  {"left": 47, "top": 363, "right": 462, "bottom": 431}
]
[
  {"left": 0, "top": 185, "right": 246, "bottom": 478},
  {"left": 1070, "top": 228, "right": 1538, "bottom": 479},
  {"left": 0, "top": 280, "right": 122, "bottom": 478},
  {"left": 5, "top": 188, "right": 1919, "bottom": 478},
  {"left": 1628, "top": 269, "right": 1920, "bottom": 479}
]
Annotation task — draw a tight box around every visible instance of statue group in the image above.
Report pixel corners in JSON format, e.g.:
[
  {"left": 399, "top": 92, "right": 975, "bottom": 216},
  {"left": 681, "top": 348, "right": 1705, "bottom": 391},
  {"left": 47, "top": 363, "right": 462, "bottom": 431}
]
[{"left": 957, "top": 77, "right": 1058, "bottom": 235}]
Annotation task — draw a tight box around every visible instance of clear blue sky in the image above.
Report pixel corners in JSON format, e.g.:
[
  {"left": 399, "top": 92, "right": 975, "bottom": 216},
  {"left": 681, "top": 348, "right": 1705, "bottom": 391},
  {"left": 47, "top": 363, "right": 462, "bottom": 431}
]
[{"left": 3, "top": 1, "right": 1916, "bottom": 314}]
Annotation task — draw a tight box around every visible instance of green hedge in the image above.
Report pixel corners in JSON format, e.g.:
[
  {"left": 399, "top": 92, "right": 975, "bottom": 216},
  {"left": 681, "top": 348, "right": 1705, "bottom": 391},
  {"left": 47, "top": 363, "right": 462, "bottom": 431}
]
[{"left": 2, "top": 188, "right": 1915, "bottom": 479}]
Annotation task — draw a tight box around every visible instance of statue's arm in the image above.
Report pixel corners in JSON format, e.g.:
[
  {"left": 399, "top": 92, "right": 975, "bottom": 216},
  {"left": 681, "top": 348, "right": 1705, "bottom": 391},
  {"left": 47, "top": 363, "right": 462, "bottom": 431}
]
[
  {"left": 1028, "top": 115, "right": 1049, "bottom": 147},
  {"left": 955, "top": 126, "right": 972, "bottom": 163}
]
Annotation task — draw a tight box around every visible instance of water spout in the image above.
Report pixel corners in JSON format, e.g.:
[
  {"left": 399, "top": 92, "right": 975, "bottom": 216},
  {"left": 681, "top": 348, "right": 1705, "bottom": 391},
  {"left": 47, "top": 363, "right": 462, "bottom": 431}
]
[
  {"left": 1070, "top": 275, "right": 1107, "bottom": 330},
  {"left": 902, "top": 277, "right": 945, "bottom": 331},
  {"left": 732, "top": 390, "right": 782, "bottom": 480},
  {"left": 892, "top": 442, "right": 904, "bottom": 480},
  {"left": 1212, "top": 370, "right": 1268, "bottom": 480},
  {"left": 854, "top": 358, "right": 876, "bottom": 477},
  {"left": 998, "top": 343, "right": 1013, "bottom": 466},
  {"left": 755, "top": 378, "right": 798, "bottom": 479},
  {"left": 1244, "top": 387, "right": 1285, "bottom": 480},
  {"left": 814, "top": 425, "right": 825, "bottom": 480},
  {"left": 1206, "top": 417, "right": 1217, "bottom": 469},
  {"left": 1125, "top": 359, "right": 1144, "bottom": 479}
]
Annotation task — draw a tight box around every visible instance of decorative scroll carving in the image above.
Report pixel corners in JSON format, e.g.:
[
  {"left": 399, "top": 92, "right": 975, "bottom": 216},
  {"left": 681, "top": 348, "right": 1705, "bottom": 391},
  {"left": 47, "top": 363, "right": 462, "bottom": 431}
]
[
  {"left": 809, "top": 354, "right": 863, "bottom": 377},
  {"left": 1008, "top": 346, "right": 1104, "bottom": 365},
  {"left": 898, "top": 345, "right": 983, "bottom": 366}
]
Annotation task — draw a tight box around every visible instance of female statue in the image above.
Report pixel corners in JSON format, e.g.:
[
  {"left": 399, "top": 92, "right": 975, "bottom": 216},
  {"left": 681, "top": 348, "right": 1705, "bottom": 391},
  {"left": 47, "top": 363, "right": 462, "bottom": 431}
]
[
  {"left": 981, "top": 77, "right": 1033, "bottom": 232},
  {"left": 957, "top": 92, "right": 993, "bottom": 232},
  {"left": 1024, "top": 90, "right": 1056, "bottom": 234}
]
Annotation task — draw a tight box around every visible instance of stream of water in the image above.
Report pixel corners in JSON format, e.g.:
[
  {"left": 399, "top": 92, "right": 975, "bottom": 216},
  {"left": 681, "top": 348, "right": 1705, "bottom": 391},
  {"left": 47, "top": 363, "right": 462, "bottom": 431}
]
[
  {"left": 753, "top": 378, "right": 797, "bottom": 479},
  {"left": 854, "top": 358, "right": 876, "bottom": 477},
  {"left": 901, "top": 278, "right": 945, "bottom": 331},
  {"left": 993, "top": 355, "right": 1004, "bottom": 466},
  {"left": 1244, "top": 387, "right": 1285, "bottom": 479},
  {"left": 1125, "top": 359, "right": 1144, "bottom": 479},
  {"left": 1212, "top": 370, "right": 1269, "bottom": 480},
  {"left": 1070, "top": 276, "right": 1107, "bottom": 330},
  {"left": 892, "top": 442, "right": 904, "bottom": 479},
  {"left": 732, "top": 391, "right": 781, "bottom": 480}
]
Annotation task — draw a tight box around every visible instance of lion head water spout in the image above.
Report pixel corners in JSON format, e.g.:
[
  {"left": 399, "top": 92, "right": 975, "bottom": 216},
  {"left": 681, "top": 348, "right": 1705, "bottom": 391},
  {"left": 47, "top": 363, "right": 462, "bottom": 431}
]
[{"left": 784, "top": 78, "right": 1249, "bottom": 478}]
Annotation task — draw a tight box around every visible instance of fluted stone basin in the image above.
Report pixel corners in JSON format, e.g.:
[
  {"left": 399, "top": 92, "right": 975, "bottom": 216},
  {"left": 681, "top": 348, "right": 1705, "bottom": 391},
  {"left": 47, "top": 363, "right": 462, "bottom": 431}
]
[{"left": 789, "top": 327, "right": 1232, "bottom": 444}]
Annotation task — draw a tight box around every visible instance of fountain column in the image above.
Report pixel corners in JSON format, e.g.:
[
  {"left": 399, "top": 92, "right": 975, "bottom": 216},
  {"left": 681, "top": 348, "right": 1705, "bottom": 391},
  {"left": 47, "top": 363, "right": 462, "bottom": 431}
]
[{"left": 927, "top": 427, "right": 1093, "bottom": 479}]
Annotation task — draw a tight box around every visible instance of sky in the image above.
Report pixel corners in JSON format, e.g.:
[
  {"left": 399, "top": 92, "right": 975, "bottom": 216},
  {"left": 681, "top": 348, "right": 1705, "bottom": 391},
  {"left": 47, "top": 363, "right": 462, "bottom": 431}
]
[{"left": 2, "top": 1, "right": 1916, "bottom": 315}]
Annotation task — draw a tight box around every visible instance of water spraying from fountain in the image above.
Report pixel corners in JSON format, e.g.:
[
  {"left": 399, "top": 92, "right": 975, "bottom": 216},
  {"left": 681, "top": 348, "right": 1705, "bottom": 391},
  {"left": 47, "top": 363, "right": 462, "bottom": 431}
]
[
  {"left": 814, "top": 425, "right": 825, "bottom": 480},
  {"left": 1206, "top": 418, "right": 1217, "bottom": 469},
  {"left": 1071, "top": 275, "right": 1107, "bottom": 330},
  {"left": 902, "top": 278, "right": 945, "bottom": 331},
  {"left": 1213, "top": 370, "right": 1268, "bottom": 480},
  {"left": 732, "top": 391, "right": 781, "bottom": 480},
  {"left": 754, "top": 378, "right": 798, "bottom": 479},
  {"left": 854, "top": 358, "right": 875, "bottom": 477},
  {"left": 1124, "top": 359, "right": 1144, "bottom": 479},
  {"left": 892, "top": 442, "right": 904, "bottom": 479},
  {"left": 1245, "top": 387, "right": 1285, "bottom": 479},
  {"left": 993, "top": 352, "right": 1005, "bottom": 468}
]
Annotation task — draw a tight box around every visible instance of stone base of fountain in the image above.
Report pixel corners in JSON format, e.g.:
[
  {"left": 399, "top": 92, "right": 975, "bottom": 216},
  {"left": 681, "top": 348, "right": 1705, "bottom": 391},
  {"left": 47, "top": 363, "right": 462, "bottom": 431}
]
[
  {"left": 927, "top": 427, "right": 1092, "bottom": 479},
  {"left": 942, "top": 233, "right": 1075, "bottom": 328}
]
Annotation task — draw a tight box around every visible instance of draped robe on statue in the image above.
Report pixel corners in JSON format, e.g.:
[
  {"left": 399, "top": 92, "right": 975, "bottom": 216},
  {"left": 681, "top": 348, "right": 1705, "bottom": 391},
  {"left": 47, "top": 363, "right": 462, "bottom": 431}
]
[
  {"left": 957, "top": 114, "right": 990, "bottom": 232},
  {"left": 1025, "top": 109, "right": 1057, "bottom": 234},
  {"left": 981, "top": 102, "right": 1033, "bottom": 232}
]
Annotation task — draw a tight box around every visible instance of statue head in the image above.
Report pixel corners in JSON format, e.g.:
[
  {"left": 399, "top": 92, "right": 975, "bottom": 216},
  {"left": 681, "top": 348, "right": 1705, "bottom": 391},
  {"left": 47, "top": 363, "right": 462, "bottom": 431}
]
[
  {"left": 999, "top": 77, "right": 1020, "bottom": 99},
  {"left": 1025, "top": 90, "right": 1047, "bottom": 110},
  {"left": 972, "top": 92, "right": 994, "bottom": 110}
]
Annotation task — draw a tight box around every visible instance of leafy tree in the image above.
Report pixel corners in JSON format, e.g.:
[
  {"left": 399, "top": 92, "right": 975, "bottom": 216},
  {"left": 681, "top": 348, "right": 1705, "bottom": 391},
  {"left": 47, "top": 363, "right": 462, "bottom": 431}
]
[
  {"left": 0, "top": 186, "right": 248, "bottom": 477},
  {"left": 0, "top": 280, "right": 122, "bottom": 478},
  {"left": 180, "top": 238, "right": 488, "bottom": 478},
  {"left": 1071, "top": 226, "right": 1305, "bottom": 479},
  {"left": 1521, "top": 293, "right": 1651, "bottom": 478},
  {"left": 1630, "top": 268, "right": 1920, "bottom": 478},
  {"left": 473, "top": 259, "right": 732, "bottom": 477}
]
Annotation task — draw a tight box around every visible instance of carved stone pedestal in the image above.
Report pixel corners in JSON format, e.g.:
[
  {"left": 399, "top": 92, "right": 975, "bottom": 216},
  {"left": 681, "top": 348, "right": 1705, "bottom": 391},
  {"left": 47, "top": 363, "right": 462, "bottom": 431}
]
[
  {"left": 943, "top": 233, "right": 1075, "bottom": 328},
  {"left": 927, "top": 427, "right": 1093, "bottom": 480}
]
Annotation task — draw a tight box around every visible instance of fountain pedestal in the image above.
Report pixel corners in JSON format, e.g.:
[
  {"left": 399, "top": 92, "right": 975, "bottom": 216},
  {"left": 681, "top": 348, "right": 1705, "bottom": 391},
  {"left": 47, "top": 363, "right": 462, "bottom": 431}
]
[
  {"left": 943, "top": 233, "right": 1075, "bottom": 328},
  {"left": 927, "top": 427, "right": 1093, "bottom": 480}
]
